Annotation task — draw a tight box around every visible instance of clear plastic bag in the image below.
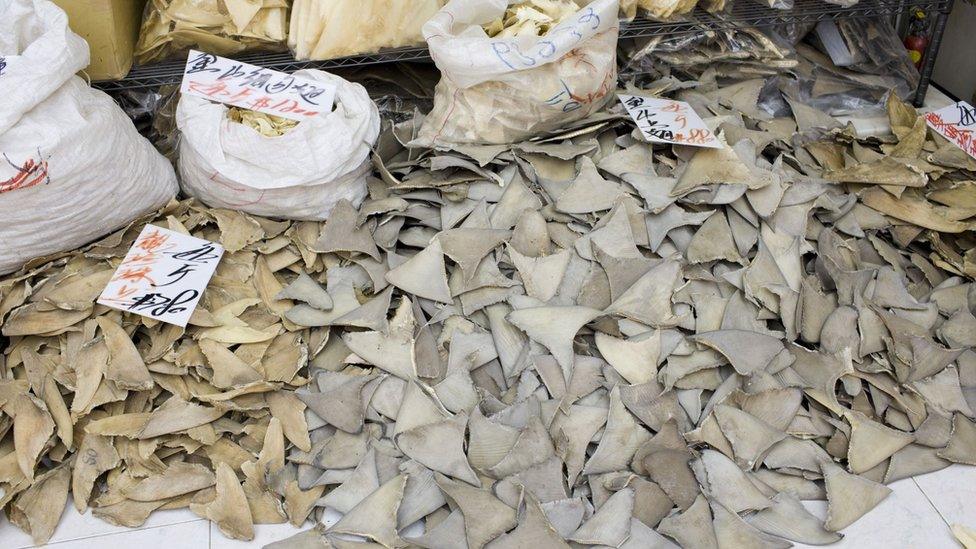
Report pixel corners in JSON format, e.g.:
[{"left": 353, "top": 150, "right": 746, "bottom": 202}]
[
  {"left": 623, "top": 24, "right": 800, "bottom": 78},
  {"left": 135, "top": 0, "right": 288, "bottom": 65},
  {"left": 759, "top": 18, "right": 920, "bottom": 116}
]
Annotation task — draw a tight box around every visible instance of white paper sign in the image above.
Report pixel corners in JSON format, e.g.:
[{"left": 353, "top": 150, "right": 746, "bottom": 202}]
[
  {"left": 180, "top": 50, "right": 336, "bottom": 121},
  {"left": 925, "top": 101, "right": 976, "bottom": 160},
  {"left": 98, "top": 225, "right": 224, "bottom": 327},
  {"left": 618, "top": 94, "right": 722, "bottom": 149}
]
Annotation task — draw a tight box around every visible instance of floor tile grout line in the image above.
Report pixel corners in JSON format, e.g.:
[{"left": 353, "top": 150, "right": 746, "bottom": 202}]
[
  {"left": 34, "top": 518, "right": 209, "bottom": 548},
  {"left": 912, "top": 477, "right": 952, "bottom": 528}
]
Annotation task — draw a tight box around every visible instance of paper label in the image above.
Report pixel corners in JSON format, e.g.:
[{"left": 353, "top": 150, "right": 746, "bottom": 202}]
[
  {"left": 180, "top": 50, "right": 336, "bottom": 121},
  {"left": 98, "top": 225, "right": 224, "bottom": 327},
  {"left": 618, "top": 95, "right": 722, "bottom": 149},
  {"left": 925, "top": 101, "right": 976, "bottom": 160}
]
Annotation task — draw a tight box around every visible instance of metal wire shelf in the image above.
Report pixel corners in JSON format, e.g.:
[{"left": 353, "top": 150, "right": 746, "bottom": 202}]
[
  {"left": 619, "top": 0, "right": 952, "bottom": 37},
  {"left": 93, "top": 0, "right": 954, "bottom": 97}
]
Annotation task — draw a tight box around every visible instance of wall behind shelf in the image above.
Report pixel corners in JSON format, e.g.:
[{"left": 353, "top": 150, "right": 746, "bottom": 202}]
[{"left": 932, "top": 2, "right": 976, "bottom": 101}]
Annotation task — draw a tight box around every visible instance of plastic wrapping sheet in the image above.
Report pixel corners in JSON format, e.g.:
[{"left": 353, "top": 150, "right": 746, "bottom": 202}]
[
  {"left": 332, "top": 63, "right": 438, "bottom": 123},
  {"left": 623, "top": 23, "right": 802, "bottom": 78},
  {"left": 623, "top": 17, "right": 916, "bottom": 118},
  {"left": 759, "top": 18, "right": 919, "bottom": 117},
  {"left": 135, "top": 0, "right": 289, "bottom": 64}
]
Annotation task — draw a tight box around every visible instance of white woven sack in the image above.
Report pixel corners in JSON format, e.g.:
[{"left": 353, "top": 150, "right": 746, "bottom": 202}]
[
  {"left": 0, "top": 0, "right": 178, "bottom": 275},
  {"left": 416, "top": 0, "right": 620, "bottom": 145},
  {"left": 177, "top": 69, "right": 381, "bottom": 221}
]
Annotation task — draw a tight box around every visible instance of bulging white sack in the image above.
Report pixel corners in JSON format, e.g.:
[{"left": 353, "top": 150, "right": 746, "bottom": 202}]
[
  {"left": 416, "top": 0, "right": 620, "bottom": 146},
  {"left": 177, "top": 70, "right": 381, "bottom": 221},
  {"left": 0, "top": 0, "right": 178, "bottom": 275}
]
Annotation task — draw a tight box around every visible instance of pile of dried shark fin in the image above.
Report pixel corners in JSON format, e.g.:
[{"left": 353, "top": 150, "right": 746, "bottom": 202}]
[
  {"left": 1, "top": 88, "right": 975, "bottom": 548},
  {"left": 261, "top": 93, "right": 970, "bottom": 546},
  {"left": 0, "top": 203, "right": 328, "bottom": 543}
]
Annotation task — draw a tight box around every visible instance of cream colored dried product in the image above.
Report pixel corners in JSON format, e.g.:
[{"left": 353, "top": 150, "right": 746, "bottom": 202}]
[
  {"left": 135, "top": 0, "right": 288, "bottom": 64},
  {"left": 228, "top": 107, "right": 299, "bottom": 137},
  {"left": 483, "top": 0, "right": 580, "bottom": 37},
  {"left": 289, "top": 0, "right": 446, "bottom": 61},
  {"left": 619, "top": 0, "right": 700, "bottom": 19}
]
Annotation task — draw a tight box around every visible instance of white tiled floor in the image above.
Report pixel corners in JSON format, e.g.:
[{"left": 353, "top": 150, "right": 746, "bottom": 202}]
[{"left": 1, "top": 464, "right": 973, "bottom": 548}]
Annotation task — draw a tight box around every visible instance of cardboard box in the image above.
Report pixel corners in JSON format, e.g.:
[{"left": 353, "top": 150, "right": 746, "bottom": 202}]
[{"left": 51, "top": 0, "right": 146, "bottom": 81}]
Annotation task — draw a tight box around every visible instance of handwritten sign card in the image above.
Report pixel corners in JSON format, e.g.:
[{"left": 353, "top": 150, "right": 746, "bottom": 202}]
[
  {"left": 180, "top": 50, "right": 336, "bottom": 121},
  {"left": 618, "top": 95, "right": 722, "bottom": 149},
  {"left": 925, "top": 101, "right": 976, "bottom": 160},
  {"left": 98, "top": 225, "right": 223, "bottom": 327}
]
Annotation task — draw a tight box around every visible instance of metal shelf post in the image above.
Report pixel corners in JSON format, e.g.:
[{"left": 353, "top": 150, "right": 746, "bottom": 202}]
[{"left": 913, "top": 0, "right": 956, "bottom": 106}]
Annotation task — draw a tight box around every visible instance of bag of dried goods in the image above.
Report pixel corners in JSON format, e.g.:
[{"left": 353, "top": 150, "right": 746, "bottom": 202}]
[
  {"left": 616, "top": 0, "right": 700, "bottom": 19},
  {"left": 416, "top": 0, "right": 619, "bottom": 146},
  {"left": 0, "top": 0, "right": 178, "bottom": 275},
  {"left": 177, "top": 70, "right": 380, "bottom": 220},
  {"left": 135, "top": 0, "right": 288, "bottom": 64},
  {"left": 289, "top": 0, "right": 447, "bottom": 61}
]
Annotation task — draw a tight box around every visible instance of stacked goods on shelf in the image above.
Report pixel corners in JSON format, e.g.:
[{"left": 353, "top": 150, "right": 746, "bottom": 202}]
[
  {"left": 288, "top": 0, "right": 446, "bottom": 60},
  {"left": 135, "top": 0, "right": 288, "bottom": 64},
  {"left": 618, "top": 0, "right": 703, "bottom": 19},
  {"left": 0, "top": 0, "right": 177, "bottom": 275},
  {"left": 51, "top": 0, "right": 147, "bottom": 80},
  {"left": 624, "top": 24, "right": 801, "bottom": 77},
  {"left": 417, "top": 0, "right": 620, "bottom": 145}
]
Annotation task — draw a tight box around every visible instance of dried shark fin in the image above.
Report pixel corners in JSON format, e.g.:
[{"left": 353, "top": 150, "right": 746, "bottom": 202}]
[
  {"left": 844, "top": 410, "right": 914, "bottom": 474},
  {"left": 710, "top": 500, "right": 791, "bottom": 549},
  {"left": 938, "top": 414, "right": 976, "bottom": 465},
  {"left": 595, "top": 330, "right": 661, "bottom": 385},
  {"left": 313, "top": 199, "right": 380, "bottom": 260},
  {"left": 746, "top": 492, "right": 842, "bottom": 545},
  {"left": 693, "top": 330, "right": 786, "bottom": 376},
  {"left": 328, "top": 474, "right": 407, "bottom": 548},
  {"left": 569, "top": 487, "right": 634, "bottom": 547},
  {"left": 489, "top": 490, "right": 571, "bottom": 549},
  {"left": 821, "top": 459, "right": 892, "bottom": 531},
  {"left": 436, "top": 473, "right": 517, "bottom": 548},
  {"left": 657, "top": 494, "right": 719, "bottom": 549},
  {"left": 583, "top": 386, "right": 651, "bottom": 475},
  {"left": 385, "top": 239, "right": 454, "bottom": 304},
  {"left": 192, "top": 462, "right": 255, "bottom": 541},
  {"left": 275, "top": 272, "right": 333, "bottom": 311},
  {"left": 507, "top": 305, "right": 601, "bottom": 377}
]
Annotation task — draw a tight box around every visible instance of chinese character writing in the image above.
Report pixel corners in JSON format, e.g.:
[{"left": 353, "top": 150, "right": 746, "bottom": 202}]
[{"left": 185, "top": 52, "right": 219, "bottom": 74}]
